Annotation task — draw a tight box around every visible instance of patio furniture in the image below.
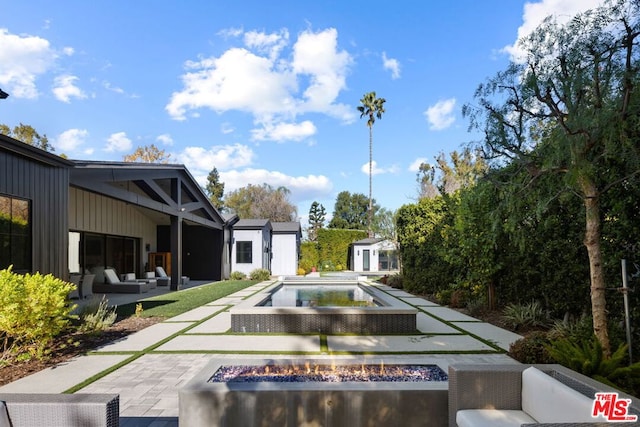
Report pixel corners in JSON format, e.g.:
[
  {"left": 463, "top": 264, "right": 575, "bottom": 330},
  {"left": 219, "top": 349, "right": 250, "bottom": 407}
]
[
  {"left": 82, "top": 273, "right": 95, "bottom": 299},
  {"left": 124, "top": 272, "right": 156, "bottom": 289},
  {"left": 448, "top": 363, "right": 640, "bottom": 426},
  {"left": 156, "top": 266, "right": 189, "bottom": 290},
  {"left": 92, "top": 268, "right": 149, "bottom": 294},
  {"left": 0, "top": 393, "right": 119, "bottom": 427}
]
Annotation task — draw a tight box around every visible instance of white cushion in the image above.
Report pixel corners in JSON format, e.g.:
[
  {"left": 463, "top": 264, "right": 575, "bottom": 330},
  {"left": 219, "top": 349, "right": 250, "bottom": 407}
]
[
  {"left": 0, "top": 401, "right": 11, "bottom": 427},
  {"left": 457, "top": 409, "right": 536, "bottom": 427},
  {"left": 522, "top": 366, "right": 606, "bottom": 422},
  {"left": 104, "top": 268, "right": 120, "bottom": 284}
]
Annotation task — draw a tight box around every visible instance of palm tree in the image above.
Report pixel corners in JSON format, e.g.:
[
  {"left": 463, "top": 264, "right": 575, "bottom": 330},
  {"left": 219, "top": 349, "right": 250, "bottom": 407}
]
[{"left": 357, "top": 91, "right": 386, "bottom": 237}]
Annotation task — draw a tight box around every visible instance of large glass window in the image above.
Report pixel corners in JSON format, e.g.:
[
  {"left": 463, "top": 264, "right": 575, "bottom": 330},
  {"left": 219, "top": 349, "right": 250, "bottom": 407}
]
[
  {"left": 236, "top": 241, "right": 252, "bottom": 264},
  {"left": 0, "top": 195, "right": 31, "bottom": 272}
]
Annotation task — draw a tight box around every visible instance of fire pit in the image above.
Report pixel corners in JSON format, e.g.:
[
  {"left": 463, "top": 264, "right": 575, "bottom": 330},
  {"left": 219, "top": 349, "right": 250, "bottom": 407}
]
[
  {"left": 209, "top": 362, "right": 448, "bottom": 383},
  {"left": 180, "top": 358, "right": 449, "bottom": 426}
]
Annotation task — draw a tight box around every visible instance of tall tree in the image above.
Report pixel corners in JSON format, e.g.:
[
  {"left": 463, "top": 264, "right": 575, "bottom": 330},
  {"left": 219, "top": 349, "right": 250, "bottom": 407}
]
[
  {"left": 307, "top": 201, "right": 326, "bottom": 241},
  {"left": 357, "top": 91, "right": 386, "bottom": 237},
  {"left": 224, "top": 183, "right": 297, "bottom": 221},
  {"left": 0, "top": 123, "right": 53, "bottom": 152},
  {"left": 328, "top": 191, "right": 378, "bottom": 230},
  {"left": 123, "top": 144, "right": 170, "bottom": 163},
  {"left": 463, "top": 0, "right": 640, "bottom": 355},
  {"left": 205, "top": 167, "right": 225, "bottom": 211},
  {"left": 417, "top": 149, "right": 487, "bottom": 199}
]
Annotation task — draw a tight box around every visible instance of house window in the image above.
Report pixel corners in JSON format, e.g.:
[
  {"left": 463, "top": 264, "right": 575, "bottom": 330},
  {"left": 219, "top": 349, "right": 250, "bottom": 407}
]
[
  {"left": 0, "top": 195, "right": 31, "bottom": 272},
  {"left": 236, "top": 241, "right": 252, "bottom": 264}
]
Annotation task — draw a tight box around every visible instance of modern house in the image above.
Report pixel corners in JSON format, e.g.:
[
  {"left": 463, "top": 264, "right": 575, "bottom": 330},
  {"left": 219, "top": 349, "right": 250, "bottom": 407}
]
[
  {"left": 231, "top": 219, "right": 301, "bottom": 276},
  {"left": 350, "top": 238, "right": 399, "bottom": 273},
  {"left": 1, "top": 134, "right": 230, "bottom": 285}
]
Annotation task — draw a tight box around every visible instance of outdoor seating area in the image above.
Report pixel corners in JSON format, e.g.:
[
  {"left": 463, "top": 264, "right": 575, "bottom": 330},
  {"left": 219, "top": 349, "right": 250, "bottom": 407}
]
[
  {"left": 448, "top": 363, "right": 640, "bottom": 426},
  {"left": 68, "top": 273, "right": 95, "bottom": 300},
  {"left": 91, "top": 268, "right": 150, "bottom": 294},
  {"left": 0, "top": 393, "right": 119, "bottom": 427}
]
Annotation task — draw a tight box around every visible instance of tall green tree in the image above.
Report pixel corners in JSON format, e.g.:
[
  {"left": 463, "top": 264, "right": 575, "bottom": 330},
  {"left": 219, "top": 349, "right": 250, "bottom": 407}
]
[
  {"left": 416, "top": 149, "right": 487, "bottom": 199},
  {"left": 328, "top": 191, "right": 378, "bottom": 230},
  {"left": 463, "top": 0, "right": 640, "bottom": 355},
  {"left": 205, "top": 167, "right": 225, "bottom": 211},
  {"left": 357, "top": 91, "right": 386, "bottom": 237},
  {"left": 0, "top": 123, "right": 53, "bottom": 152},
  {"left": 307, "top": 201, "right": 326, "bottom": 242},
  {"left": 224, "top": 183, "right": 297, "bottom": 221},
  {"left": 123, "top": 144, "right": 170, "bottom": 163}
]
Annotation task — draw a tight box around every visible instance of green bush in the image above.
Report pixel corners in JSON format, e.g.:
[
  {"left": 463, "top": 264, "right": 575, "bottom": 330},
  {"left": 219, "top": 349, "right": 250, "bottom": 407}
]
[
  {"left": 319, "top": 260, "right": 335, "bottom": 272},
  {"left": 508, "top": 331, "right": 554, "bottom": 364},
  {"left": 386, "top": 274, "right": 403, "bottom": 289},
  {"left": 0, "top": 267, "right": 76, "bottom": 359},
  {"left": 435, "top": 288, "right": 453, "bottom": 305},
  {"left": 502, "top": 301, "right": 548, "bottom": 331},
  {"left": 296, "top": 267, "right": 306, "bottom": 276},
  {"left": 229, "top": 271, "right": 247, "bottom": 280},
  {"left": 78, "top": 296, "right": 117, "bottom": 335},
  {"left": 249, "top": 268, "right": 271, "bottom": 281},
  {"left": 546, "top": 335, "right": 640, "bottom": 395}
]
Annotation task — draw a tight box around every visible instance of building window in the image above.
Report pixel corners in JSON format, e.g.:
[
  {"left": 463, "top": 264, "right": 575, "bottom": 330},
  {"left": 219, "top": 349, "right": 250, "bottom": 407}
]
[
  {"left": 0, "top": 195, "right": 31, "bottom": 272},
  {"left": 236, "top": 241, "right": 252, "bottom": 264}
]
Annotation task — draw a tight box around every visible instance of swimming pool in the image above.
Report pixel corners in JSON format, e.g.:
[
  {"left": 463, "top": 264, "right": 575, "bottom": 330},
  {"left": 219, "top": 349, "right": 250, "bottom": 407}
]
[{"left": 230, "top": 278, "right": 417, "bottom": 334}]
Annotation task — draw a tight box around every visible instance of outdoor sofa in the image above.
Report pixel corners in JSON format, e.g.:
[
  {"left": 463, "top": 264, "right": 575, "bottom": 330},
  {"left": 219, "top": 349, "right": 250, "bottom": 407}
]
[
  {"left": 448, "top": 363, "right": 640, "bottom": 426},
  {"left": 0, "top": 393, "right": 119, "bottom": 427}
]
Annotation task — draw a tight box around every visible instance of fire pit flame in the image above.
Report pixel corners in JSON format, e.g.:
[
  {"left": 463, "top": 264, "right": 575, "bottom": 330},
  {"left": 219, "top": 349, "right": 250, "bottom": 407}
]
[{"left": 208, "top": 363, "right": 448, "bottom": 383}]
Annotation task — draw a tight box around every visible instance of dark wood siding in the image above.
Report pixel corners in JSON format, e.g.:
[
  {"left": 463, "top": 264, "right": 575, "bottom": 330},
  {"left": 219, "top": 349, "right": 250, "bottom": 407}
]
[{"left": 0, "top": 149, "right": 69, "bottom": 279}]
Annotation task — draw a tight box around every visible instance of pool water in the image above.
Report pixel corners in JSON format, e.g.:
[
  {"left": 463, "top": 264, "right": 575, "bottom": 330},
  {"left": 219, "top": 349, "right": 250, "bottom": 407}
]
[{"left": 261, "top": 284, "right": 379, "bottom": 307}]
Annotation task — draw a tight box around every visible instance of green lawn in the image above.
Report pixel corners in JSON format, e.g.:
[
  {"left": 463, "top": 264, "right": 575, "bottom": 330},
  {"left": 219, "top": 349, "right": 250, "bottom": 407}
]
[{"left": 116, "top": 280, "right": 258, "bottom": 318}]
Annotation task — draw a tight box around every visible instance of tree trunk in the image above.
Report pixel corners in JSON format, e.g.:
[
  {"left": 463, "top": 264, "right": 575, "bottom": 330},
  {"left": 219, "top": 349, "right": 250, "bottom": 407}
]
[
  {"left": 368, "top": 125, "right": 373, "bottom": 238},
  {"left": 581, "top": 177, "right": 611, "bottom": 356}
]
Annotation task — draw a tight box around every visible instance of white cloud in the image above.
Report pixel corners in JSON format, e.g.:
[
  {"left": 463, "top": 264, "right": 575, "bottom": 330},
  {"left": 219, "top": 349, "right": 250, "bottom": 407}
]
[
  {"left": 156, "top": 133, "right": 173, "bottom": 146},
  {"left": 409, "top": 157, "right": 428, "bottom": 172},
  {"left": 425, "top": 98, "right": 456, "bottom": 130},
  {"left": 503, "top": 0, "right": 606, "bottom": 61},
  {"left": 221, "top": 122, "right": 234, "bottom": 134},
  {"left": 55, "top": 128, "right": 89, "bottom": 152},
  {"left": 382, "top": 52, "right": 401, "bottom": 79},
  {"left": 166, "top": 27, "right": 355, "bottom": 137},
  {"left": 178, "top": 144, "right": 255, "bottom": 174},
  {"left": 105, "top": 132, "right": 132, "bottom": 152},
  {"left": 220, "top": 168, "right": 333, "bottom": 203},
  {"left": 62, "top": 47, "right": 74, "bottom": 56},
  {"left": 0, "top": 29, "right": 57, "bottom": 98},
  {"left": 251, "top": 120, "right": 317, "bottom": 142},
  {"left": 52, "top": 74, "right": 86, "bottom": 103},
  {"left": 361, "top": 161, "right": 400, "bottom": 176}
]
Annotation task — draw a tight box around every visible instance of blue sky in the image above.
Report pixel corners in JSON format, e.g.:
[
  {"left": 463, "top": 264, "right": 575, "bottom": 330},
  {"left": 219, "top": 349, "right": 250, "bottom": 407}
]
[{"left": 0, "top": 0, "right": 604, "bottom": 223}]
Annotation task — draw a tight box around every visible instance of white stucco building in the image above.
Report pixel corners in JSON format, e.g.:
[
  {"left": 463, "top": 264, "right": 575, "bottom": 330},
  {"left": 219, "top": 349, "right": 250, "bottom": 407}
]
[{"left": 350, "top": 238, "right": 399, "bottom": 273}]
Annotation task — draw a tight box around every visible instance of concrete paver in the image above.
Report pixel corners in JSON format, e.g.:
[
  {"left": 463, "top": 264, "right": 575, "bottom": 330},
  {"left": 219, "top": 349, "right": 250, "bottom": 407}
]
[
  {"left": 155, "top": 334, "right": 322, "bottom": 352},
  {"left": 416, "top": 312, "right": 463, "bottom": 334},
  {"left": 421, "top": 306, "right": 483, "bottom": 322},
  {"left": 327, "top": 334, "right": 496, "bottom": 353},
  {"left": 452, "top": 321, "right": 523, "bottom": 351},
  {"left": 95, "top": 322, "right": 193, "bottom": 352},
  {"left": 163, "top": 305, "right": 224, "bottom": 322},
  {"left": 401, "top": 296, "right": 441, "bottom": 306},
  {"left": 186, "top": 312, "right": 231, "bottom": 334}
]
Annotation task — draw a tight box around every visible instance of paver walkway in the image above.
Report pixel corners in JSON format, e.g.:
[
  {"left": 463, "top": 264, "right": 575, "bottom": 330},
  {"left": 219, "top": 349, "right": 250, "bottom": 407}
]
[{"left": 0, "top": 280, "right": 522, "bottom": 427}]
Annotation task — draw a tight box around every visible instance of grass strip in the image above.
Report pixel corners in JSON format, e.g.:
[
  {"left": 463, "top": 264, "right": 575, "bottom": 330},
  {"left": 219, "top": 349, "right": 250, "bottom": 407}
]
[{"left": 116, "top": 280, "right": 256, "bottom": 318}]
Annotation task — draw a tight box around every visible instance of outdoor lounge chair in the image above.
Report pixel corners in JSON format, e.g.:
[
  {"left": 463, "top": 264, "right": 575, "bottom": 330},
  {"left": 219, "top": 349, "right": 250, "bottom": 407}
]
[
  {"left": 68, "top": 274, "right": 81, "bottom": 299},
  {"left": 81, "top": 273, "right": 95, "bottom": 299},
  {"left": 156, "top": 266, "right": 189, "bottom": 288},
  {"left": 92, "top": 268, "right": 149, "bottom": 294},
  {"left": 153, "top": 267, "right": 170, "bottom": 287}
]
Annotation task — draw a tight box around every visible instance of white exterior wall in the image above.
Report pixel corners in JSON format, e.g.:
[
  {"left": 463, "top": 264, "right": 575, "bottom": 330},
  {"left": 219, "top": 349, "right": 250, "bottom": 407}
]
[
  {"left": 351, "top": 240, "right": 397, "bottom": 273},
  {"left": 271, "top": 233, "right": 298, "bottom": 276},
  {"left": 231, "top": 229, "right": 264, "bottom": 275}
]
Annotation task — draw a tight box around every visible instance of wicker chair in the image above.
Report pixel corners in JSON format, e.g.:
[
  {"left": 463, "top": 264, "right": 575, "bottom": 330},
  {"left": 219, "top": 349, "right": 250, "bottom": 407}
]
[{"left": 0, "top": 393, "right": 119, "bottom": 427}]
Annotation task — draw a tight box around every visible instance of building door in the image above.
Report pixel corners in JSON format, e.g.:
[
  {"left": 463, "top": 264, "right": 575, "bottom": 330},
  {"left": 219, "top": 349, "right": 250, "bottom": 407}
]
[{"left": 363, "top": 249, "right": 370, "bottom": 271}]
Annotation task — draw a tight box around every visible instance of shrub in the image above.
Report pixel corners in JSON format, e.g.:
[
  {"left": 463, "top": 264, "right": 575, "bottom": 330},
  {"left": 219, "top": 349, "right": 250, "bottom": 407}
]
[
  {"left": 229, "top": 271, "right": 247, "bottom": 280},
  {"left": 449, "top": 289, "right": 469, "bottom": 308},
  {"left": 249, "top": 268, "right": 271, "bottom": 281},
  {"left": 0, "top": 267, "right": 76, "bottom": 359},
  {"left": 319, "top": 260, "right": 335, "bottom": 272},
  {"left": 78, "top": 296, "right": 117, "bottom": 335},
  {"left": 546, "top": 335, "right": 640, "bottom": 395},
  {"left": 502, "top": 301, "right": 548, "bottom": 331},
  {"left": 508, "top": 331, "right": 554, "bottom": 364},
  {"left": 466, "top": 298, "right": 486, "bottom": 317},
  {"left": 386, "top": 274, "right": 403, "bottom": 289},
  {"left": 435, "top": 288, "right": 452, "bottom": 305},
  {"left": 296, "top": 267, "right": 306, "bottom": 276}
]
